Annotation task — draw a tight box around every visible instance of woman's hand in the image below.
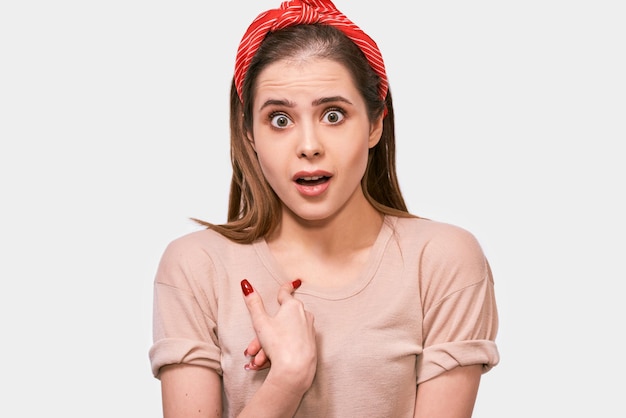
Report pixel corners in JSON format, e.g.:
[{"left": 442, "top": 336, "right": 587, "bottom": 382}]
[
  {"left": 243, "top": 279, "right": 303, "bottom": 371},
  {"left": 241, "top": 279, "right": 317, "bottom": 394}
]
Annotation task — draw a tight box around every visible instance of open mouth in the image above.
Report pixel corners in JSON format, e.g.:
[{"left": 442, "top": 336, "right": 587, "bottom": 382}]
[{"left": 295, "top": 175, "right": 330, "bottom": 186}]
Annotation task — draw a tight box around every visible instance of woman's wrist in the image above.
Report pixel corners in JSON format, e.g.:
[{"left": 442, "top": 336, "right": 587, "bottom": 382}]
[{"left": 264, "top": 360, "right": 316, "bottom": 398}]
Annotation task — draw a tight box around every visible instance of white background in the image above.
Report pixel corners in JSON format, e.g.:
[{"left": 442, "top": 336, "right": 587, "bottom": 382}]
[{"left": 1, "top": 1, "right": 624, "bottom": 416}]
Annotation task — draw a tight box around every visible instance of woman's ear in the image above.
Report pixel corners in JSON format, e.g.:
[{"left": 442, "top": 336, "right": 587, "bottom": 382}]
[
  {"left": 246, "top": 129, "right": 256, "bottom": 151},
  {"left": 368, "top": 114, "right": 384, "bottom": 148},
  {"left": 244, "top": 114, "right": 256, "bottom": 151}
]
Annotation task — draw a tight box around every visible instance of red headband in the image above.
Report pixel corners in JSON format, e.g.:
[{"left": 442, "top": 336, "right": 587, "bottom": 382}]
[{"left": 234, "top": 0, "right": 388, "bottom": 104}]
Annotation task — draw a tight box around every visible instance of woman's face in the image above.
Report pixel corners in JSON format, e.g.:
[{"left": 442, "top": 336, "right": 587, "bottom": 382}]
[{"left": 249, "top": 57, "right": 382, "bottom": 223}]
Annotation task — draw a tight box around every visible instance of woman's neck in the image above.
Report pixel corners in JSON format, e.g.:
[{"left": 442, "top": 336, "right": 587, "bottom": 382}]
[
  {"left": 268, "top": 200, "right": 384, "bottom": 259},
  {"left": 265, "top": 199, "right": 384, "bottom": 288}
]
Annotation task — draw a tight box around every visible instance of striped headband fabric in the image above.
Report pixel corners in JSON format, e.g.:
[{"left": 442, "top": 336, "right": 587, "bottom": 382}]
[{"left": 234, "top": 0, "right": 388, "bottom": 104}]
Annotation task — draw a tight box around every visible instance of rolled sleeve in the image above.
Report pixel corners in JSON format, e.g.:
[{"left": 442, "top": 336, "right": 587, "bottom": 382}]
[
  {"left": 149, "top": 236, "right": 222, "bottom": 378},
  {"left": 416, "top": 339, "right": 499, "bottom": 384},
  {"left": 416, "top": 225, "right": 500, "bottom": 384}
]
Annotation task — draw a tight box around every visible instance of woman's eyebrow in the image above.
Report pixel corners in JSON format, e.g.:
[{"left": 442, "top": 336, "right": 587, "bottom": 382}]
[
  {"left": 313, "top": 96, "right": 353, "bottom": 106},
  {"left": 259, "top": 98, "right": 295, "bottom": 110}
]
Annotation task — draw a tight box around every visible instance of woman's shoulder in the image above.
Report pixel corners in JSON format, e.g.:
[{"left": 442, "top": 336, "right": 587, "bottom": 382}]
[
  {"left": 390, "top": 215, "right": 492, "bottom": 292},
  {"left": 393, "top": 215, "right": 479, "bottom": 241},
  {"left": 160, "top": 226, "right": 251, "bottom": 264},
  {"left": 391, "top": 215, "right": 486, "bottom": 262},
  {"left": 167, "top": 226, "right": 233, "bottom": 248}
]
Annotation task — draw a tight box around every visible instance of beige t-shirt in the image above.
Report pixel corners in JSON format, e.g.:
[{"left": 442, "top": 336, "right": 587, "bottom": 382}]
[{"left": 150, "top": 215, "right": 499, "bottom": 417}]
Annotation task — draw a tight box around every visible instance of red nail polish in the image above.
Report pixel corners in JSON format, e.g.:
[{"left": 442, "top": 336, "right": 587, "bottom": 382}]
[
  {"left": 241, "top": 279, "right": 254, "bottom": 296},
  {"left": 292, "top": 279, "right": 302, "bottom": 289}
]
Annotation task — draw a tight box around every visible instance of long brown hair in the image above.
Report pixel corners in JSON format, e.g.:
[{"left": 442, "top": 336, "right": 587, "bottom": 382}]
[{"left": 195, "top": 24, "right": 413, "bottom": 243}]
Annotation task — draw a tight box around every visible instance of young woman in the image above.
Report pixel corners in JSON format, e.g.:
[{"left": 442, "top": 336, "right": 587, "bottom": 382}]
[{"left": 149, "top": 1, "right": 499, "bottom": 417}]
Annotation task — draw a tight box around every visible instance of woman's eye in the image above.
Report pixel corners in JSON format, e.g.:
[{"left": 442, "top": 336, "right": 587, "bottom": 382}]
[
  {"left": 323, "top": 109, "right": 345, "bottom": 124},
  {"left": 270, "top": 113, "right": 292, "bottom": 128}
]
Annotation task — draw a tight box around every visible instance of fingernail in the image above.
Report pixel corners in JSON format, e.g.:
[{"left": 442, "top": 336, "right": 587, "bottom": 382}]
[
  {"left": 241, "top": 279, "right": 254, "bottom": 296},
  {"left": 244, "top": 361, "right": 259, "bottom": 371},
  {"left": 291, "top": 279, "right": 302, "bottom": 289}
]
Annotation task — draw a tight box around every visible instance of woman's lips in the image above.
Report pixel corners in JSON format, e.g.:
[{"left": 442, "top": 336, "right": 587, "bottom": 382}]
[
  {"left": 295, "top": 175, "right": 327, "bottom": 186},
  {"left": 293, "top": 171, "right": 332, "bottom": 197}
]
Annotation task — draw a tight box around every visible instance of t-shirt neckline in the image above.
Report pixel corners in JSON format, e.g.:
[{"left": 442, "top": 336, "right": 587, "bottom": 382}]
[{"left": 252, "top": 215, "right": 397, "bottom": 300}]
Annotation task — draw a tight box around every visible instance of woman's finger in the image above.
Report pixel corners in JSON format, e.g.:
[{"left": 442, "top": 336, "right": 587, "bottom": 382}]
[
  {"left": 245, "top": 348, "right": 270, "bottom": 371},
  {"left": 240, "top": 279, "right": 269, "bottom": 331},
  {"left": 244, "top": 337, "right": 269, "bottom": 368},
  {"left": 244, "top": 337, "right": 262, "bottom": 357},
  {"left": 277, "top": 278, "right": 302, "bottom": 305}
]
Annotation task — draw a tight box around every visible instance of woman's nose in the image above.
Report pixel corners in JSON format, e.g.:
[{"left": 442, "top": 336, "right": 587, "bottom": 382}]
[{"left": 296, "top": 125, "right": 324, "bottom": 159}]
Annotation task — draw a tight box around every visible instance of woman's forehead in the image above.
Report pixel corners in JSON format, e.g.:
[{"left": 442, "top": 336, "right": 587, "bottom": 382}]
[{"left": 254, "top": 58, "right": 357, "bottom": 99}]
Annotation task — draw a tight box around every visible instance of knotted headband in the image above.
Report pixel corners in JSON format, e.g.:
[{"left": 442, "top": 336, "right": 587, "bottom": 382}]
[{"left": 234, "top": 0, "right": 388, "bottom": 104}]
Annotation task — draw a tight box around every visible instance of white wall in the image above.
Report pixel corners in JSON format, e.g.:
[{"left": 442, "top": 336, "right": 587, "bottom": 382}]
[{"left": 1, "top": 1, "right": 624, "bottom": 416}]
